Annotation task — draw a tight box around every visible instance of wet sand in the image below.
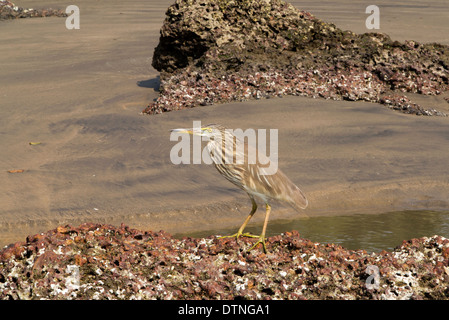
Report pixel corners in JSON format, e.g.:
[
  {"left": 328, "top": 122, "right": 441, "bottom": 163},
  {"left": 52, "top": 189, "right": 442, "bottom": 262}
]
[{"left": 1, "top": 0, "right": 449, "bottom": 247}]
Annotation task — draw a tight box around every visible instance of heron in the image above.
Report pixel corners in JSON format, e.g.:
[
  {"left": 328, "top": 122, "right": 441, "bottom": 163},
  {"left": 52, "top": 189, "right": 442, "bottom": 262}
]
[{"left": 171, "top": 123, "right": 308, "bottom": 253}]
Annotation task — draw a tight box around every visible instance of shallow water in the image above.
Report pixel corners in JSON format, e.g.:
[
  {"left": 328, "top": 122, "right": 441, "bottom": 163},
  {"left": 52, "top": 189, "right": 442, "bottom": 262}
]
[{"left": 175, "top": 210, "right": 449, "bottom": 253}]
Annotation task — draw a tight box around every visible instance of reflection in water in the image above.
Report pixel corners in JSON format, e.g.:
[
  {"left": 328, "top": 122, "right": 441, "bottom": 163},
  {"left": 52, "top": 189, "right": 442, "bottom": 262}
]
[{"left": 175, "top": 210, "right": 449, "bottom": 253}]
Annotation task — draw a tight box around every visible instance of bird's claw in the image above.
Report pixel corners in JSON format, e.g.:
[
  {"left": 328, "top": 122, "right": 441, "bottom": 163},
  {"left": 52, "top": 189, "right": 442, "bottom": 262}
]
[
  {"left": 218, "top": 233, "right": 267, "bottom": 253},
  {"left": 240, "top": 232, "right": 260, "bottom": 239},
  {"left": 218, "top": 232, "right": 259, "bottom": 240},
  {"left": 248, "top": 236, "right": 267, "bottom": 253}
]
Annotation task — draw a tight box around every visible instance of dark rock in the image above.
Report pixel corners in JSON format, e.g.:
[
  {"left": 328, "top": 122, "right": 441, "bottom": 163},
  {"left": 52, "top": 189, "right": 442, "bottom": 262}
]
[{"left": 144, "top": 0, "right": 449, "bottom": 116}]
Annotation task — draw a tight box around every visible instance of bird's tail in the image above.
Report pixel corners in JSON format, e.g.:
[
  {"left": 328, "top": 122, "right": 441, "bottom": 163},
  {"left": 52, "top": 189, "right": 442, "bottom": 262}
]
[{"left": 287, "top": 185, "right": 308, "bottom": 211}]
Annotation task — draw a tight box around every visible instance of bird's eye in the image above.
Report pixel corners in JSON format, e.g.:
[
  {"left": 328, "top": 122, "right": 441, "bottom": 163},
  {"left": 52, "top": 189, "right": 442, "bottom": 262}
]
[{"left": 207, "top": 128, "right": 212, "bottom": 133}]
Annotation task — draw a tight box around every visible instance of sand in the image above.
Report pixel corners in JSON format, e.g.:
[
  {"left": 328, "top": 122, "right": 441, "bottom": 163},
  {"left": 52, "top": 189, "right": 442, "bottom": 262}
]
[{"left": 1, "top": 0, "right": 449, "bottom": 247}]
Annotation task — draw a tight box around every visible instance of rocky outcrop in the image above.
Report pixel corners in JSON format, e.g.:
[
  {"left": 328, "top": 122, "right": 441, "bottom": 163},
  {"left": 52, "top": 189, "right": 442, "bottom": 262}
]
[
  {"left": 1, "top": 222, "right": 448, "bottom": 299},
  {"left": 144, "top": 0, "right": 449, "bottom": 116},
  {"left": 0, "top": 1, "right": 67, "bottom": 20}
]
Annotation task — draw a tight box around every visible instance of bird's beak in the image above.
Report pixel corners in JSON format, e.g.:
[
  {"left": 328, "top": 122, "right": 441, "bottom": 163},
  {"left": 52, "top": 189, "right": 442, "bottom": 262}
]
[
  {"left": 171, "top": 128, "right": 205, "bottom": 136},
  {"left": 170, "top": 128, "right": 193, "bottom": 135}
]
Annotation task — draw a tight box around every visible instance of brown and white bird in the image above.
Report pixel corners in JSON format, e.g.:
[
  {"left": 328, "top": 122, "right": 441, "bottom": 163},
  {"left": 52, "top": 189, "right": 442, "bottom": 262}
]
[{"left": 171, "top": 123, "right": 308, "bottom": 252}]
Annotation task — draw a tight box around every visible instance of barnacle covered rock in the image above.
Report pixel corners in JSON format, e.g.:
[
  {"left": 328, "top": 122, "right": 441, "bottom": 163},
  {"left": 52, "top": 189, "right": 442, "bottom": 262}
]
[
  {"left": 1, "top": 223, "right": 448, "bottom": 299},
  {"left": 0, "top": 0, "right": 66, "bottom": 20},
  {"left": 144, "top": 0, "right": 449, "bottom": 116}
]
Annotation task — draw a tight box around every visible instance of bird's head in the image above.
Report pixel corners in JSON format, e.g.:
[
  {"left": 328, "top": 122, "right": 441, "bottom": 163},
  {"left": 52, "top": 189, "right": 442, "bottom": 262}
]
[{"left": 170, "top": 123, "right": 225, "bottom": 140}]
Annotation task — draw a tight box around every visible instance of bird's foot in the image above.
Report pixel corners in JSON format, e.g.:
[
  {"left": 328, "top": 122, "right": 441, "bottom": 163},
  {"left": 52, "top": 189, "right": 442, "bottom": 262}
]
[
  {"left": 248, "top": 235, "right": 267, "bottom": 254},
  {"left": 218, "top": 232, "right": 259, "bottom": 240},
  {"left": 218, "top": 232, "right": 267, "bottom": 253},
  {"left": 239, "top": 232, "right": 260, "bottom": 239}
]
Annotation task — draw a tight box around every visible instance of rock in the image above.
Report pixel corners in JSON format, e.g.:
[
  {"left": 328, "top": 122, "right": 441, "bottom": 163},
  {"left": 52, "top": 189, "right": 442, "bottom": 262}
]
[
  {"left": 144, "top": 0, "right": 449, "bottom": 116},
  {"left": 0, "top": 0, "right": 67, "bottom": 20},
  {"left": 1, "top": 222, "right": 448, "bottom": 299},
  {"left": 379, "top": 94, "right": 447, "bottom": 116}
]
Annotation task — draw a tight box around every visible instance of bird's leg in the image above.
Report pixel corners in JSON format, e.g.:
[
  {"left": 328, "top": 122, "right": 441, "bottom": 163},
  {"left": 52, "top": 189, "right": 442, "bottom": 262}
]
[
  {"left": 218, "top": 197, "right": 259, "bottom": 240},
  {"left": 237, "top": 198, "right": 260, "bottom": 238},
  {"left": 248, "top": 203, "right": 271, "bottom": 253}
]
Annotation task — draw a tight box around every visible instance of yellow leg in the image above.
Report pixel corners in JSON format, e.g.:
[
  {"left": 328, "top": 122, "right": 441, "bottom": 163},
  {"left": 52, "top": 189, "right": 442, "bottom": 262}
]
[
  {"left": 248, "top": 203, "right": 271, "bottom": 253},
  {"left": 218, "top": 197, "right": 259, "bottom": 240}
]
